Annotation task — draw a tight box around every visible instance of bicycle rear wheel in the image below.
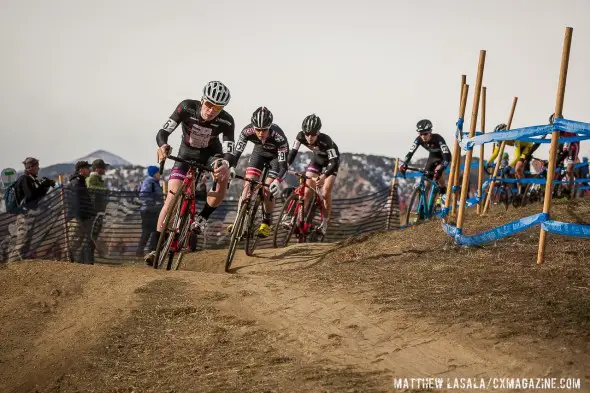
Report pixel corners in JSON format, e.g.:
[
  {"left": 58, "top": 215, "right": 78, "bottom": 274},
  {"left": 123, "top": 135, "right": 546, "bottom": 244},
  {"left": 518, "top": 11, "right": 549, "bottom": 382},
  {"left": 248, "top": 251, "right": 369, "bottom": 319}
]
[
  {"left": 405, "top": 188, "right": 424, "bottom": 226},
  {"left": 225, "top": 203, "right": 248, "bottom": 272},
  {"left": 154, "top": 183, "right": 186, "bottom": 270},
  {"left": 303, "top": 198, "right": 325, "bottom": 243},
  {"left": 245, "top": 196, "right": 264, "bottom": 256},
  {"left": 273, "top": 193, "right": 298, "bottom": 248}
]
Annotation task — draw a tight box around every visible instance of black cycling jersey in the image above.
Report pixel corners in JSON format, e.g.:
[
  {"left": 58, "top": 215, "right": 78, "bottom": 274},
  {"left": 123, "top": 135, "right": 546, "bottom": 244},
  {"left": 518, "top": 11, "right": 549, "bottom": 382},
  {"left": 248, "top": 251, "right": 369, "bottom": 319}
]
[
  {"left": 156, "top": 99, "right": 235, "bottom": 164},
  {"left": 232, "top": 123, "right": 289, "bottom": 179},
  {"left": 287, "top": 132, "right": 340, "bottom": 176},
  {"left": 403, "top": 133, "right": 452, "bottom": 169}
]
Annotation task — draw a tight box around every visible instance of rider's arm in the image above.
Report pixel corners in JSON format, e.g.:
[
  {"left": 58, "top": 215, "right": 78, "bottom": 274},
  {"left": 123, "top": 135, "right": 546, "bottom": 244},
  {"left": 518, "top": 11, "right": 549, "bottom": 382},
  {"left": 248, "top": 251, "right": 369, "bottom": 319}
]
[
  {"left": 402, "top": 137, "right": 421, "bottom": 164},
  {"left": 437, "top": 136, "right": 452, "bottom": 168},
  {"left": 323, "top": 137, "right": 340, "bottom": 177},
  {"left": 488, "top": 143, "right": 500, "bottom": 164},
  {"left": 220, "top": 114, "right": 236, "bottom": 165},
  {"left": 287, "top": 132, "right": 304, "bottom": 167},
  {"left": 510, "top": 143, "right": 521, "bottom": 167},
  {"left": 229, "top": 127, "right": 249, "bottom": 166},
  {"left": 276, "top": 132, "right": 290, "bottom": 180},
  {"left": 156, "top": 100, "right": 187, "bottom": 146}
]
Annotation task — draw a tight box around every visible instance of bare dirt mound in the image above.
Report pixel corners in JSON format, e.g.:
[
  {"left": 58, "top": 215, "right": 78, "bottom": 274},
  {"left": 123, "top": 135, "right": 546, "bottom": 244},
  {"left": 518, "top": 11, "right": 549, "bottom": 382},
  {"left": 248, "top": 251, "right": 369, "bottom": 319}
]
[
  {"left": 1, "top": 198, "right": 589, "bottom": 392},
  {"left": 180, "top": 242, "right": 336, "bottom": 274}
]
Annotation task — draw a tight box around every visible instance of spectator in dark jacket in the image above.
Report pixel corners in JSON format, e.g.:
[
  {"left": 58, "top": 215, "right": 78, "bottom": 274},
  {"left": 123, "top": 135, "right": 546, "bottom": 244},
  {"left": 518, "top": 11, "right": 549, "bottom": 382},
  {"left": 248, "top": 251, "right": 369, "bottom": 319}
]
[
  {"left": 14, "top": 157, "right": 55, "bottom": 210},
  {"left": 68, "top": 161, "right": 96, "bottom": 263},
  {"left": 9, "top": 157, "right": 56, "bottom": 261},
  {"left": 137, "top": 166, "right": 163, "bottom": 257}
]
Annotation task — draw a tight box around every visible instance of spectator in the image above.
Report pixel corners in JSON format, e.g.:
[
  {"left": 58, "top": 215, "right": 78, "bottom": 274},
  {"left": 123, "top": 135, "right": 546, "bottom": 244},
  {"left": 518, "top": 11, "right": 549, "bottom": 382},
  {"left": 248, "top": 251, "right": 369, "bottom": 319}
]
[
  {"left": 14, "top": 157, "right": 55, "bottom": 210},
  {"left": 137, "top": 166, "right": 163, "bottom": 256},
  {"left": 578, "top": 157, "right": 589, "bottom": 197},
  {"left": 87, "top": 159, "right": 109, "bottom": 256},
  {"left": 68, "top": 161, "right": 96, "bottom": 264},
  {"left": 8, "top": 157, "right": 56, "bottom": 261}
]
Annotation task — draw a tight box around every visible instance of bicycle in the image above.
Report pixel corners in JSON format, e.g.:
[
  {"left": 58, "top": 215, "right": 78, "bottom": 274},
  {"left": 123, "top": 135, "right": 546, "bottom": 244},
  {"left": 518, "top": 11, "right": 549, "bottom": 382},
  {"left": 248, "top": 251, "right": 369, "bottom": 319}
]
[
  {"left": 273, "top": 170, "right": 326, "bottom": 248},
  {"left": 153, "top": 155, "right": 213, "bottom": 270},
  {"left": 403, "top": 166, "right": 441, "bottom": 226},
  {"left": 485, "top": 165, "right": 519, "bottom": 210},
  {"left": 224, "top": 163, "right": 271, "bottom": 273},
  {"left": 521, "top": 157, "right": 547, "bottom": 206}
]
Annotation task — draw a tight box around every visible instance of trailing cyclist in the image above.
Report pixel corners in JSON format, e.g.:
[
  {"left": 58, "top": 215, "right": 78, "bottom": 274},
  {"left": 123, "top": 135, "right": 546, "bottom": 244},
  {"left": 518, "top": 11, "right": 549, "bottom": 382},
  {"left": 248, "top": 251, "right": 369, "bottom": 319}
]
[
  {"left": 486, "top": 123, "right": 542, "bottom": 199},
  {"left": 230, "top": 106, "right": 289, "bottom": 238},
  {"left": 550, "top": 113, "right": 579, "bottom": 195},
  {"left": 287, "top": 114, "right": 339, "bottom": 234},
  {"left": 399, "top": 119, "right": 451, "bottom": 195},
  {"left": 145, "top": 81, "right": 234, "bottom": 265}
]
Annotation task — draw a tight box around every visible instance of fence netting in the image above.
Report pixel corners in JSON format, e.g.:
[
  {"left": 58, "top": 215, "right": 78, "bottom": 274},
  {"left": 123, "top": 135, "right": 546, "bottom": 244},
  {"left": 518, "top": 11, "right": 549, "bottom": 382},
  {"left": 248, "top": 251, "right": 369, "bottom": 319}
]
[{"left": 0, "top": 185, "right": 400, "bottom": 263}]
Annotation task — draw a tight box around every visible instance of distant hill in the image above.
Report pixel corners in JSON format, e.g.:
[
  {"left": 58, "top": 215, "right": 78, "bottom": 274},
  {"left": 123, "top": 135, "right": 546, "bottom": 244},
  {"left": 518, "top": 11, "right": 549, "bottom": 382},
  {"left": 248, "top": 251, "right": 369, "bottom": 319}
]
[{"left": 40, "top": 150, "right": 132, "bottom": 178}]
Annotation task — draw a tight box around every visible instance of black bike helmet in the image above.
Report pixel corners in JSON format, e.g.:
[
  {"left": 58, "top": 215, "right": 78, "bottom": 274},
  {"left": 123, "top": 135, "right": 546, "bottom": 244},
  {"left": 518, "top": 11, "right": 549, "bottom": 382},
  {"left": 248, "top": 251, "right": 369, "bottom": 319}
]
[
  {"left": 251, "top": 106, "right": 273, "bottom": 128},
  {"left": 302, "top": 114, "right": 322, "bottom": 135},
  {"left": 494, "top": 123, "right": 508, "bottom": 132},
  {"left": 416, "top": 119, "right": 433, "bottom": 133}
]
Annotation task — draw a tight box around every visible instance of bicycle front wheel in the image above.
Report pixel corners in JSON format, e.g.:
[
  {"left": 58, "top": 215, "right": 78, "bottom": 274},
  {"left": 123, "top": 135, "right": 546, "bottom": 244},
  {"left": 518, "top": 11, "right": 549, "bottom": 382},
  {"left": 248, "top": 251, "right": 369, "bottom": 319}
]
[
  {"left": 405, "top": 188, "right": 424, "bottom": 226},
  {"left": 245, "top": 196, "right": 264, "bottom": 256},
  {"left": 154, "top": 183, "right": 186, "bottom": 270},
  {"left": 273, "top": 192, "right": 298, "bottom": 248},
  {"left": 225, "top": 203, "right": 248, "bottom": 272}
]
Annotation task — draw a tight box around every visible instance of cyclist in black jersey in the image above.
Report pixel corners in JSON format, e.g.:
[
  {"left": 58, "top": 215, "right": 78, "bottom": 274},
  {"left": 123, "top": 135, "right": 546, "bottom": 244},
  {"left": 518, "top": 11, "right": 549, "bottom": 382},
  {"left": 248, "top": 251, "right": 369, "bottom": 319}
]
[
  {"left": 231, "top": 107, "right": 289, "bottom": 238},
  {"left": 287, "top": 114, "right": 338, "bottom": 233},
  {"left": 145, "top": 81, "right": 234, "bottom": 265},
  {"left": 399, "top": 119, "right": 452, "bottom": 194}
]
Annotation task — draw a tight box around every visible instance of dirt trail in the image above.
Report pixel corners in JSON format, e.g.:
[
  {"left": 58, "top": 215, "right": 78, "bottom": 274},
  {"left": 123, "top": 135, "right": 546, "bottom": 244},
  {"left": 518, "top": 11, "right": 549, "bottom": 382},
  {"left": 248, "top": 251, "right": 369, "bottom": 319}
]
[{"left": 1, "top": 231, "right": 588, "bottom": 392}]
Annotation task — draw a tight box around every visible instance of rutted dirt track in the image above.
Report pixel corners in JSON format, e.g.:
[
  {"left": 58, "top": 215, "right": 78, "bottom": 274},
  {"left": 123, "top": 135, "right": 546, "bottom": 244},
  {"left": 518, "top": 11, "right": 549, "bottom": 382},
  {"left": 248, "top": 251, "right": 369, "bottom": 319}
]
[{"left": 1, "top": 200, "right": 589, "bottom": 392}]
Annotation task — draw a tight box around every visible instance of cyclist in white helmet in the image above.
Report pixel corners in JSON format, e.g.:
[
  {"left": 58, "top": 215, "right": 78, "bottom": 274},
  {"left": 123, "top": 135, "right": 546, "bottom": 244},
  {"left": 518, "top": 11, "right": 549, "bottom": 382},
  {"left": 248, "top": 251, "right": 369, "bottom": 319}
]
[{"left": 145, "top": 81, "right": 235, "bottom": 265}]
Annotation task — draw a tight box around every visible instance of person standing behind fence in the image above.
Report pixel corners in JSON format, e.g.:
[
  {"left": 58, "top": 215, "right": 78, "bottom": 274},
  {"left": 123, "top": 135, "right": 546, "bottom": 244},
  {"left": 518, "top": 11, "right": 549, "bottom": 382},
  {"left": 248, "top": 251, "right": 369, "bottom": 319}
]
[
  {"left": 136, "top": 166, "right": 163, "bottom": 257},
  {"left": 8, "top": 157, "right": 56, "bottom": 261},
  {"left": 68, "top": 161, "right": 96, "bottom": 264},
  {"left": 86, "top": 159, "right": 109, "bottom": 256}
]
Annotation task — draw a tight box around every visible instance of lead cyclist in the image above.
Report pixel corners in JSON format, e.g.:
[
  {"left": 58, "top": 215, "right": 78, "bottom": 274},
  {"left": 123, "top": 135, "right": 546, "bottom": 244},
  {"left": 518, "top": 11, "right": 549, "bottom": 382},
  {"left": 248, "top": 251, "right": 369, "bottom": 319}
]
[{"left": 144, "top": 81, "right": 235, "bottom": 265}]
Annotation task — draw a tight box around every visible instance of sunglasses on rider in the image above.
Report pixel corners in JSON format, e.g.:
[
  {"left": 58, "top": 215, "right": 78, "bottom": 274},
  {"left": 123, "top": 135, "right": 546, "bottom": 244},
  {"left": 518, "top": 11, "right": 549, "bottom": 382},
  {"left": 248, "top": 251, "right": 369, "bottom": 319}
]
[
  {"left": 202, "top": 99, "right": 224, "bottom": 112},
  {"left": 304, "top": 130, "right": 319, "bottom": 137},
  {"left": 254, "top": 127, "right": 270, "bottom": 133}
]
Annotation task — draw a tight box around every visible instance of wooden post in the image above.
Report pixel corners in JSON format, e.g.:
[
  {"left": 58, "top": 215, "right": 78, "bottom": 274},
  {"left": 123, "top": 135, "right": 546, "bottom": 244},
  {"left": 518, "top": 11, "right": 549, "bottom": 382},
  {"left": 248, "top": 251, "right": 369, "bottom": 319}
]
[
  {"left": 456, "top": 50, "right": 486, "bottom": 232},
  {"left": 444, "top": 77, "right": 469, "bottom": 220},
  {"left": 58, "top": 175, "right": 71, "bottom": 261},
  {"left": 482, "top": 97, "right": 518, "bottom": 215},
  {"left": 537, "top": 27, "right": 573, "bottom": 264},
  {"left": 476, "top": 87, "right": 486, "bottom": 215},
  {"left": 450, "top": 75, "right": 467, "bottom": 217},
  {"left": 387, "top": 158, "right": 400, "bottom": 230}
]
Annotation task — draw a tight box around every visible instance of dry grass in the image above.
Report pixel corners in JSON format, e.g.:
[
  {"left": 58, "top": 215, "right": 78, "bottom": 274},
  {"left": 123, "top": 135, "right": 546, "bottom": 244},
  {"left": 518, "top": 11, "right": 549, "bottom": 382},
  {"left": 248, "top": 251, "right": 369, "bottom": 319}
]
[{"left": 276, "top": 199, "right": 590, "bottom": 346}]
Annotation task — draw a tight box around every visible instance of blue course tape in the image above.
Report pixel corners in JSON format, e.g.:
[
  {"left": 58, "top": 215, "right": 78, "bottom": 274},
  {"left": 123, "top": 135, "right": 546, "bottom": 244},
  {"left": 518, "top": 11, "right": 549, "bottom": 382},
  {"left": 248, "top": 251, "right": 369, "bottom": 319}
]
[
  {"left": 442, "top": 213, "right": 549, "bottom": 246},
  {"left": 541, "top": 221, "right": 590, "bottom": 237},
  {"left": 457, "top": 117, "right": 590, "bottom": 151}
]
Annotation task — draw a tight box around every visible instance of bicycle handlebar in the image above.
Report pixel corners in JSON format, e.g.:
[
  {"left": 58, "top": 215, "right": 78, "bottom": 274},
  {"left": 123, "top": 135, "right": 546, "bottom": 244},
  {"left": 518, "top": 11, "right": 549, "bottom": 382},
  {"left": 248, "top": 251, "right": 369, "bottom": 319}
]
[
  {"left": 404, "top": 166, "right": 435, "bottom": 176},
  {"left": 159, "top": 154, "right": 214, "bottom": 174},
  {"left": 287, "top": 170, "right": 320, "bottom": 181},
  {"left": 233, "top": 174, "right": 270, "bottom": 187}
]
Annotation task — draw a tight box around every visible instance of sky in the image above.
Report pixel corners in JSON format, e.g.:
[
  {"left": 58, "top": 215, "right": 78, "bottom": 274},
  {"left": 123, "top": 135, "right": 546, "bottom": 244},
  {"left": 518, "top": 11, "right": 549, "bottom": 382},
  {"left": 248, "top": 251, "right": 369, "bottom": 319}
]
[{"left": 1, "top": 0, "right": 589, "bottom": 171}]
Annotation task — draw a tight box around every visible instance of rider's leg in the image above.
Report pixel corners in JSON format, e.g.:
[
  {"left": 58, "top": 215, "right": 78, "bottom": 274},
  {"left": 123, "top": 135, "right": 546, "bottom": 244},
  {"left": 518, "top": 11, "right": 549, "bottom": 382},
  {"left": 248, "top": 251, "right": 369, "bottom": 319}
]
[
  {"left": 304, "top": 172, "right": 317, "bottom": 215},
  {"left": 514, "top": 159, "right": 525, "bottom": 195},
  {"left": 199, "top": 158, "right": 229, "bottom": 220},
  {"left": 565, "top": 143, "right": 579, "bottom": 189},
  {"left": 322, "top": 175, "right": 336, "bottom": 226}
]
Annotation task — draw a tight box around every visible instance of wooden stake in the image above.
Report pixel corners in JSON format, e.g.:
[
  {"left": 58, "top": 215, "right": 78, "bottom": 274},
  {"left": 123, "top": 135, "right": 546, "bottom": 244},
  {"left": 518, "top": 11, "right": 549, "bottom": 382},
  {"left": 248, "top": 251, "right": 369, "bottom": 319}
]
[
  {"left": 537, "top": 27, "right": 573, "bottom": 264},
  {"left": 456, "top": 50, "right": 486, "bottom": 232},
  {"left": 444, "top": 76, "right": 469, "bottom": 220},
  {"left": 477, "top": 87, "right": 486, "bottom": 215},
  {"left": 482, "top": 97, "right": 518, "bottom": 215},
  {"left": 450, "top": 76, "right": 467, "bottom": 217}
]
